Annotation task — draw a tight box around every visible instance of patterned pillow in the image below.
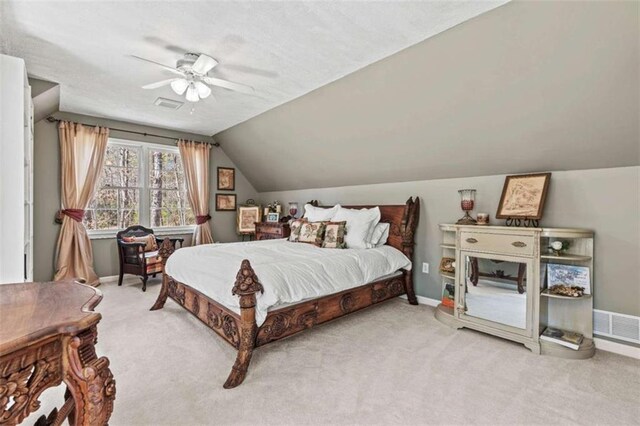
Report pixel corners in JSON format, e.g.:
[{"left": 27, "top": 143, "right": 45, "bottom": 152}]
[
  {"left": 298, "top": 221, "right": 326, "bottom": 246},
  {"left": 288, "top": 219, "right": 307, "bottom": 242},
  {"left": 322, "top": 221, "right": 347, "bottom": 249}
]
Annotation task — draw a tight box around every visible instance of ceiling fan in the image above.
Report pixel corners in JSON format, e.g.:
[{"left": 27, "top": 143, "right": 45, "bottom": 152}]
[{"left": 133, "top": 53, "right": 255, "bottom": 102}]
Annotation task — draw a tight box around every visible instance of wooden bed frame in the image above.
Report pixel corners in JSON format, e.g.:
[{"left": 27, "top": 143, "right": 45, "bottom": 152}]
[{"left": 150, "top": 197, "right": 420, "bottom": 388}]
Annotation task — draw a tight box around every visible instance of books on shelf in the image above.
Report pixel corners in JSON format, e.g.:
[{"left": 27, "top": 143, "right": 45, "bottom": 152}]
[
  {"left": 441, "top": 283, "right": 455, "bottom": 308},
  {"left": 540, "top": 327, "right": 584, "bottom": 350}
]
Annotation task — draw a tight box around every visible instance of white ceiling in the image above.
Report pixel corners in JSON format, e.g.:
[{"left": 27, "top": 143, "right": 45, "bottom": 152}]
[{"left": 0, "top": 1, "right": 508, "bottom": 136}]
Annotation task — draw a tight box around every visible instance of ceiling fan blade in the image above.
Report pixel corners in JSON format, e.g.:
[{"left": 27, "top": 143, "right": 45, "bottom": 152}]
[
  {"left": 130, "top": 55, "right": 184, "bottom": 76},
  {"left": 192, "top": 54, "right": 218, "bottom": 74},
  {"left": 142, "top": 78, "right": 179, "bottom": 89},
  {"left": 202, "top": 76, "right": 254, "bottom": 95}
]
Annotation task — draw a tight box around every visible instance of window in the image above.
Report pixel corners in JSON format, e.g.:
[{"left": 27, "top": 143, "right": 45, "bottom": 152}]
[{"left": 85, "top": 139, "right": 195, "bottom": 236}]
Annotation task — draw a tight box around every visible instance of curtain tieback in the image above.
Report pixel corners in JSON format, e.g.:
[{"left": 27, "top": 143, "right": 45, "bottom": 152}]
[
  {"left": 57, "top": 209, "right": 85, "bottom": 223},
  {"left": 196, "top": 214, "right": 211, "bottom": 225}
]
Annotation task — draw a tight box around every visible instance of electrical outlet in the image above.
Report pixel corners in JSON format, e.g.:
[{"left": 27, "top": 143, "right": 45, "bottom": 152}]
[{"left": 422, "top": 262, "right": 429, "bottom": 274}]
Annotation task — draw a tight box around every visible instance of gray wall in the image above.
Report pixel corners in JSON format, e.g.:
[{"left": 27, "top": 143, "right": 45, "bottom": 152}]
[
  {"left": 216, "top": 0, "right": 639, "bottom": 192},
  {"left": 259, "top": 166, "right": 640, "bottom": 317},
  {"left": 33, "top": 112, "right": 258, "bottom": 281}
]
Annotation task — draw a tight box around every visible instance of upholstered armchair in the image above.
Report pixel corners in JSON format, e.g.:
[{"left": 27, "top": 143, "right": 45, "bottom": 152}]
[{"left": 116, "top": 225, "right": 184, "bottom": 291}]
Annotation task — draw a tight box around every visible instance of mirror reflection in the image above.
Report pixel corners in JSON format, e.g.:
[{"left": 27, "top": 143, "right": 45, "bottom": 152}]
[{"left": 463, "top": 256, "right": 527, "bottom": 329}]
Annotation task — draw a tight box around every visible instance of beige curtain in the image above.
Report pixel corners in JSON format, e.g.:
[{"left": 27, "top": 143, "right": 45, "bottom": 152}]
[
  {"left": 178, "top": 140, "right": 214, "bottom": 245},
  {"left": 54, "top": 121, "right": 109, "bottom": 285}
]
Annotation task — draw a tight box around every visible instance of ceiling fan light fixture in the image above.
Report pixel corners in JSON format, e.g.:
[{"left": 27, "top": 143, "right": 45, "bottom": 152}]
[
  {"left": 170, "top": 79, "right": 189, "bottom": 95},
  {"left": 194, "top": 81, "right": 212, "bottom": 99},
  {"left": 185, "top": 83, "right": 200, "bottom": 102}
]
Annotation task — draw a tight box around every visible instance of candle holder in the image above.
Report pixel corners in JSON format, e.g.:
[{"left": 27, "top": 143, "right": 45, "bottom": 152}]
[{"left": 456, "top": 189, "right": 477, "bottom": 225}]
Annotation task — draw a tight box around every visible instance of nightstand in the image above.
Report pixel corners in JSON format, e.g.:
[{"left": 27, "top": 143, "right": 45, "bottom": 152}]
[{"left": 255, "top": 222, "right": 291, "bottom": 240}]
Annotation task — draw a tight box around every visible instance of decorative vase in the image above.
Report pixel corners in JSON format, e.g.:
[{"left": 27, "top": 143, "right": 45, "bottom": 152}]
[{"left": 456, "top": 189, "right": 477, "bottom": 225}]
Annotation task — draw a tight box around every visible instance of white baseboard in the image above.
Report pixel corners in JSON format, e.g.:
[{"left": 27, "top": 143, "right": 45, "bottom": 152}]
[
  {"left": 594, "top": 338, "right": 640, "bottom": 359},
  {"left": 399, "top": 294, "right": 440, "bottom": 307},
  {"left": 99, "top": 275, "right": 119, "bottom": 283},
  {"left": 400, "top": 295, "right": 640, "bottom": 359}
]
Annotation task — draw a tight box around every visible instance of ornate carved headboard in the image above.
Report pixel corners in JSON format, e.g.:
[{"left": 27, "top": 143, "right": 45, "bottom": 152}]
[{"left": 306, "top": 197, "right": 420, "bottom": 260}]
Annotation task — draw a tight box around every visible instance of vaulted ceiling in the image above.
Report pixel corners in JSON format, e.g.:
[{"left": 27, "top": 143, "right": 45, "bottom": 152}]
[
  {"left": 216, "top": 1, "right": 639, "bottom": 191},
  {"left": 0, "top": 0, "right": 507, "bottom": 135}
]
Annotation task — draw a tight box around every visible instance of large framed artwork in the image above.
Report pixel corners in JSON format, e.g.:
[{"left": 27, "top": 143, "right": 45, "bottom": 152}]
[
  {"left": 216, "top": 193, "right": 237, "bottom": 211},
  {"left": 237, "top": 205, "right": 261, "bottom": 234},
  {"left": 217, "top": 167, "right": 235, "bottom": 191},
  {"left": 496, "top": 173, "right": 551, "bottom": 222}
]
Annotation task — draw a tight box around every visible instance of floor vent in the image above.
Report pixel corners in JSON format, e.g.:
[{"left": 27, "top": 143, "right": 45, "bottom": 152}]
[
  {"left": 594, "top": 309, "right": 640, "bottom": 344},
  {"left": 154, "top": 97, "right": 183, "bottom": 110}
]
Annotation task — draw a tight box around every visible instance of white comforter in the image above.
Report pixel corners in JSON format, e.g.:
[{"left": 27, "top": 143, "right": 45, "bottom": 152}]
[{"left": 165, "top": 239, "right": 412, "bottom": 326}]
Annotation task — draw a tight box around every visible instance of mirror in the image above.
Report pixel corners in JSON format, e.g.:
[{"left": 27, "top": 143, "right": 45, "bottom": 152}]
[{"left": 462, "top": 256, "right": 527, "bottom": 329}]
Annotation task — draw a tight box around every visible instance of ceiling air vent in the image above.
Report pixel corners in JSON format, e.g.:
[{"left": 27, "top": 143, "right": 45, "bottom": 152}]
[{"left": 154, "top": 97, "right": 183, "bottom": 110}]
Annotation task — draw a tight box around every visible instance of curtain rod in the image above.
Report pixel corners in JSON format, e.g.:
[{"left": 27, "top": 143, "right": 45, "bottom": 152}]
[{"left": 45, "top": 116, "right": 220, "bottom": 147}]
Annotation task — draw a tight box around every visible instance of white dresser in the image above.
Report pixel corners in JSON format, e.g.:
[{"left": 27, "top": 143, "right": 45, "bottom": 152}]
[{"left": 436, "top": 224, "right": 595, "bottom": 359}]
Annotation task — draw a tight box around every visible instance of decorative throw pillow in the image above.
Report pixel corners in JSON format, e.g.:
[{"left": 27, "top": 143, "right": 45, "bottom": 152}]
[
  {"left": 288, "top": 219, "right": 307, "bottom": 242},
  {"left": 322, "top": 221, "right": 347, "bottom": 249},
  {"left": 123, "top": 235, "right": 158, "bottom": 252},
  {"left": 298, "top": 221, "right": 326, "bottom": 246},
  {"left": 332, "top": 206, "right": 381, "bottom": 249},
  {"left": 303, "top": 203, "right": 341, "bottom": 222}
]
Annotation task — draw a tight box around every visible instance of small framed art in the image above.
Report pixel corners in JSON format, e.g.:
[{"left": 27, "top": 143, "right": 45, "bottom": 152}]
[
  {"left": 216, "top": 193, "right": 237, "bottom": 211},
  {"left": 237, "top": 205, "right": 261, "bottom": 233},
  {"left": 217, "top": 167, "right": 235, "bottom": 191},
  {"left": 266, "top": 212, "right": 280, "bottom": 223},
  {"left": 496, "top": 173, "right": 551, "bottom": 220}
]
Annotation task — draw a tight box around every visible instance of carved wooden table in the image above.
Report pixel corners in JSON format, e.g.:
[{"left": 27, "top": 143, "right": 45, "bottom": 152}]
[{"left": 0, "top": 281, "right": 115, "bottom": 425}]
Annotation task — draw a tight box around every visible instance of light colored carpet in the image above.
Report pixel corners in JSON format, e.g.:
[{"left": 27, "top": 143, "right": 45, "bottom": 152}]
[{"left": 27, "top": 277, "right": 639, "bottom": 425}]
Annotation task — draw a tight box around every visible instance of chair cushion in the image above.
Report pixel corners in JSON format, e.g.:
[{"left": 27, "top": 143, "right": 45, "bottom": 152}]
[{"left": 123, "top": 234, "right": 158, "bottom": 251}]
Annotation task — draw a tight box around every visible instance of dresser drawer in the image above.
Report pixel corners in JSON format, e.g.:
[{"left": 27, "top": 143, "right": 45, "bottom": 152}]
[
  {"left": 460, "top": 231, "right": 535, "bottom": 256},
  {"left": 259, "top": 225, "right": 283, "bottom": 236}
]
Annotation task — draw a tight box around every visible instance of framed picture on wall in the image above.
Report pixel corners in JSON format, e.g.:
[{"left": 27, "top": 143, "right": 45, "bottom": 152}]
[
  {"left": 215, "top": 193, "right": 237, "bottom": 211},
  {"left": 237, "top": 205, "right": 261, "bottom": 233},
  {"left": 496, "top": 173, "right": 551, "bottom": 220},
  {"left": 217, "top": 167, "right": 235, "bottom": 191}
]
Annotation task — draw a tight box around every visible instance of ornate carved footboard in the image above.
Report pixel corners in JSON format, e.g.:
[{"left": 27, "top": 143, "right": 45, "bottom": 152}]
[{"left": 151, "top": 197, "right": 420, "bottom": 388}]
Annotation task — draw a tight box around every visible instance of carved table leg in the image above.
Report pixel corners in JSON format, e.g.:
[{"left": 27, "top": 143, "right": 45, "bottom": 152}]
[
  {"left": 150, "top": 238, "right": 176, "bottom": 311},
  {"left": 223, "top": 260, "right": 263, "bottom": 389},
  {"left": 63, "top": 328, "right": 115, "bottom": 425}
]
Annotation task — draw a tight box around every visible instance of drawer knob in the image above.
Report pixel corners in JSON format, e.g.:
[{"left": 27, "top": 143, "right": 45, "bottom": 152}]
[
  {"left": 465, "top": 237, "right": 478, "bottom": 244},
  {"left": 512, "top": 241, "right": 527, "bottom": 248}
]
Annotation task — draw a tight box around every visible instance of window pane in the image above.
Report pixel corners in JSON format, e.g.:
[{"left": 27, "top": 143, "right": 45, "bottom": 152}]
[
  {"left": 100, "top": 166, "right": 139, "bottom": 188},
  {"left": 104, "top": 145, "right": 139, "bottom": 168},
  {"left": 117, "top": 209, "right": 139, "bottom": 229},
  {"left": 148, "top": 150, "right": 184, "bottom": 189},
  {"left": 150, "top": 189, "right": 189, "bottom": 210},
  {"left": 84, "top": 210, "right": 96, "bottom": 230},
  {"left": 151, "top": 208, "right": 194, "bottom": 228},
  {"left": 95, "top": 210, "right": 118, "bottom": 229},
  {"left": 94, "top": 189, "right": 118, "bottom": 209},
  {"left": 119, "top": 189, "right": 139, "bottom": 210}
]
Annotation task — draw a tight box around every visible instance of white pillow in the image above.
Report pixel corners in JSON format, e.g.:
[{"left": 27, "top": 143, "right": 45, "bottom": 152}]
[
  {"left": 303, "top": 204, "right": 341, "bottom": 222},
  {"left": 368, "top": 222, "right": 390, "bottom": 248},
  {"left": 332, "top": 206, "right": 381, "bottom": 249}
]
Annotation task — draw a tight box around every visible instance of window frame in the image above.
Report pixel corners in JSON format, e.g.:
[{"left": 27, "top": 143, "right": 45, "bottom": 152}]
[{"left": 87, "top": 138, "right": 195, "bottom": 239}]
